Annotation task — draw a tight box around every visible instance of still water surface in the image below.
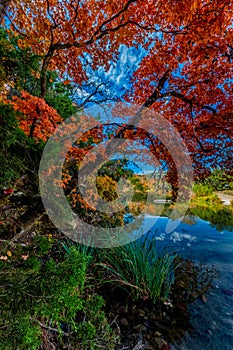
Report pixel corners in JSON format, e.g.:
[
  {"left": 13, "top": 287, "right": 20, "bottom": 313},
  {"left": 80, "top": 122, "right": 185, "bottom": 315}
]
[{"left": 143, "top": 206, "right": 233, "bottom": 350}]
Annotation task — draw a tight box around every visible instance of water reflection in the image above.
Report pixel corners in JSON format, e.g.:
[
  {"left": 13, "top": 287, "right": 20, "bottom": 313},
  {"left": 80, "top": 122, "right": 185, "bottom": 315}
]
[
  {"left": 144, "top": 202, "right": 233, "bottom": 232},
  {"left": 143, "top": 202, "right": 233, "bottom": 350},
  {"left": 188, "top": 205, "right": 233, "bottom": 232}
]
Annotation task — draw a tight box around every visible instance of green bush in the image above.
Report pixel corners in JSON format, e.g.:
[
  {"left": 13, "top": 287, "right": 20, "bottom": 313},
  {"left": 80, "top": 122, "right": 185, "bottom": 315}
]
[
  {"left": 203, "top": 168, "right": 233, "bottom": 191},
  {"left": 0, "top": 238, "right": 117, "bottom": 350},
  {"left": 192, "top": 183, "right": 213, "bottom": 197},
  {"left": 45, "top": 81, "right": 77, "bottom": 119},
  {"left": 0, "top": 103, "right": 43, "bottom": 189}
]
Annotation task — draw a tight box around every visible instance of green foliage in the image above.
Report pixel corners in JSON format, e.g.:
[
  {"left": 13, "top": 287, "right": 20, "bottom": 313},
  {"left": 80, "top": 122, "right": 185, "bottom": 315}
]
[
  {"left": 131, "top": 190, "right": 148, "bottom": 202},
  {"left": 0, "top": 237, "right": 117, "bottom": 350},
  {"left": 0, "top": 102, "right": 43, "bottom": 189},
  {"left": 190, "top": 205, "right": 233, "bottom": 231},
  {"left": 129, "top": 174, "right": 148, "bottom": 192},
  {"left": 97, "top": 236, "right": 176, "bottom": 303},
  {"left": 97, "top": 158, "right": 133, "bottom": 182},
  {"left": 45, "top": 81, "right": 77, "bottom": 119},
  {"left": 203, "top": 168, "right": 233, "bottom": 191},
  {"left": 0, "top": 27, "right": 42, "bottom": 95},
  {"left": 192, "top": 183, "right": 214, "bottom": 197}
]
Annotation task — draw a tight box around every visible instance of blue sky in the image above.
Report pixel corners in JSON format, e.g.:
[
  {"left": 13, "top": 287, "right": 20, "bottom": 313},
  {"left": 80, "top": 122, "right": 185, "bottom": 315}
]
[{"left": 74, "top": 44, "right": 146, "bottom": 106}]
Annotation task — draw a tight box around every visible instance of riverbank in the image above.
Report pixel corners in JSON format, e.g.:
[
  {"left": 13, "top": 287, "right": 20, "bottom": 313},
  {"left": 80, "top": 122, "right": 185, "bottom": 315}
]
[
  {"left": 0, "top": 190, "right": 217, "bottom": 350},
  {"left": 216, "top": 192, "right": 233, "bottom": 206}
]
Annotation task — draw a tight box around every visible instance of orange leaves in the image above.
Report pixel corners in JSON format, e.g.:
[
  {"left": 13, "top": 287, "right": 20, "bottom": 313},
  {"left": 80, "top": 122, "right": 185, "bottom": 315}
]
[
  {"left": 3, "top": 0, "right": 232, "bottom": 187},
  {"left": 8, "top": 91, "right": 63, "bottom": 141},
  {"left": 63, "top": 79, "right": 71, "bottom": 85}
]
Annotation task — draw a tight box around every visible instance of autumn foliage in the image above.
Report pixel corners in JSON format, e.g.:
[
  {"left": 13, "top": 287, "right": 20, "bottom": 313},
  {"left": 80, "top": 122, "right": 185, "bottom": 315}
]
[
  {"left": 9, "top": 91, "right": 62, "bottom": 141},
  {"left": 1, "top": 0, "right": 233, "bottom": 199}
]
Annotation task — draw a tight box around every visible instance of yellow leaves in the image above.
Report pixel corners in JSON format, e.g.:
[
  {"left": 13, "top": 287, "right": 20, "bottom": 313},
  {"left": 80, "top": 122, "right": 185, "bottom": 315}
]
[
  {"left": 0, "top": 251, "right": 12, "bottom": 261},
  {"left": 6, "top": 250, "right": 12, "bottom": 257},
  {"left": 96, "top": 175, "right": 118, "bottom": 202},
  {"left": 47, "top": 234, "right": 53, "bottom": 242},
  {"left": 17, "top": 38, "right": 29, "bottom": 49},
  {"left": 192, "top": 0, "right": 198, "bottom": 12},
  {"left": 70, "top": 116, "right": 77, "bottom": 122},
  {"left": 62, "top": 172, "right": 71, "bottom": 186}
]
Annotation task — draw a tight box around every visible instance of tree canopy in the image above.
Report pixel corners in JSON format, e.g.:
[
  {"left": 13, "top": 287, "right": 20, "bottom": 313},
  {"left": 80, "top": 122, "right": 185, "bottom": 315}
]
[{"left": 1, "top": 0, "right": 233, "bottom": 195}]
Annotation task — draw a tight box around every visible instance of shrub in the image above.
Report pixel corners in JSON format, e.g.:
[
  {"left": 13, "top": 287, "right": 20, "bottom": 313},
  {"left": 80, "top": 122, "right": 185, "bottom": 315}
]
[
  {"left": 0, "top": 238, "right": 117, "bottom": 350},
  {"left": 0, "top": 102, "right": 43, "bottom": 189},
  {"left": 192, "top": 183, "right": 213, "bottom": 197},
  {"left": 203, "top": 168, "right": 233, "bottom": 191}
]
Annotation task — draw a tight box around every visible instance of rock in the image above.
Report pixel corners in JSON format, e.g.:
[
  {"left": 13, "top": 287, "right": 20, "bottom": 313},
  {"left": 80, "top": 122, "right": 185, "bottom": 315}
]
[
  {"left": 117, "top": 305, "right": 128, "bottom": 313},
  {"left": 120, "top": 317, "right": 129, "bottom": 327}
]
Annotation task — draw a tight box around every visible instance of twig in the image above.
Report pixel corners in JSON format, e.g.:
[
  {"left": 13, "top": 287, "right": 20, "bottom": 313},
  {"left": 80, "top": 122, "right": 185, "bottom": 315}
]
[
  {"left": 0, "top": 239, "right": 26, "bottom": 246},
  {"left": 37, "top": 320, "right": 74, "bottom": 337},
  {"left": 110, "top": 314, "right": 122, "bottom": 337},
  {"left": 9, "top": 212, "right": 45, "bottom": 244},
  {"left": 132, "top": 340, "right": 144, "bottom": 350}
]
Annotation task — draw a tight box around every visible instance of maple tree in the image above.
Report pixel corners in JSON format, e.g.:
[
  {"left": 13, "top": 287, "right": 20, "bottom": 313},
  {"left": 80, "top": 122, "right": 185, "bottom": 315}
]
[
  {"left": 124, "top": 0, "right": 233, "bottom": 177},
  {"left": 2, "top": 0, "right": 233, "bottom": 203},
  {"left": 9, "top": 91, "right": 62, "bottom": 141}
]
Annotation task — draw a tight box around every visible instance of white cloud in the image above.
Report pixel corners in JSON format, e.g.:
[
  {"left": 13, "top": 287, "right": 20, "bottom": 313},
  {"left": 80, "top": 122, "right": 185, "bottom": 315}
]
[{"left": 170, "top": 232, "right": 197, "bottom": 244}]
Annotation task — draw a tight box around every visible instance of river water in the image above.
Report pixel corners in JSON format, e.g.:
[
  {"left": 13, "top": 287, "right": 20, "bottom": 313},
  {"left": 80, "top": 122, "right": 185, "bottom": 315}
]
[{"left": 143, "top": 211, "right": 233, "bottom": 350}]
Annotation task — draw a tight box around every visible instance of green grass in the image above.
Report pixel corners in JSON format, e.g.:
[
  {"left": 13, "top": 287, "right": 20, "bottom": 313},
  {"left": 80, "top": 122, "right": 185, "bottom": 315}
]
[{"left": 96, "top": 236, "right": 176, "bottom": 303}]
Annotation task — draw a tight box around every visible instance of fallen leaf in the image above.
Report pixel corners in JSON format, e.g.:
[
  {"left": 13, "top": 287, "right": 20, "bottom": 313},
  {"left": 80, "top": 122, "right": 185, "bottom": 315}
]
[
  {"left": 21, "top": 254, "right": 29, "bottom": 260},
  {"left": 47, "top": 233, "right": 53, "bottom": 241},
  {"left": 0, "top": 256, "right": 7, "bottom": 260},
  {"left": 4, "top": 188, "right": 14, "bottom": 195}
]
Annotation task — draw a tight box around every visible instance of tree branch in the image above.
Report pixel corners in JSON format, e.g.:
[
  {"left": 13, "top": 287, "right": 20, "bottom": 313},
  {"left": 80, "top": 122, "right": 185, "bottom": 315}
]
[{"left": 163, "top": 90, "right": 217, "bottom": 114}]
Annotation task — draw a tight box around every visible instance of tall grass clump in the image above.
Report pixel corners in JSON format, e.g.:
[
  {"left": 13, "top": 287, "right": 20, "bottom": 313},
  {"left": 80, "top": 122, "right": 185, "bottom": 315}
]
[{"left": 96, "top": 236, "right": 176, "bottom": 303}]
